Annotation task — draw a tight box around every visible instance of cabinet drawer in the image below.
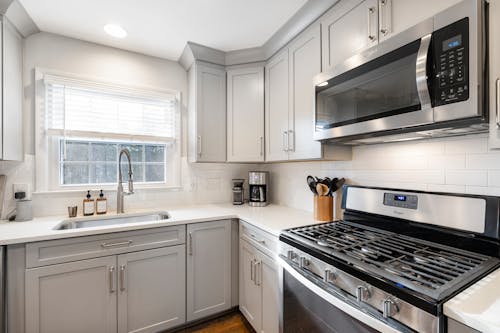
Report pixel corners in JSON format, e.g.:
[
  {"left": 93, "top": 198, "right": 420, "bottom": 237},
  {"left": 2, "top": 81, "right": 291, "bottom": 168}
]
[
  {"left": 239, "top": 221, "right": 278, "bottom": 257},
  {"left": 26, "top": 225, "right": 186, "bottom": 268}
]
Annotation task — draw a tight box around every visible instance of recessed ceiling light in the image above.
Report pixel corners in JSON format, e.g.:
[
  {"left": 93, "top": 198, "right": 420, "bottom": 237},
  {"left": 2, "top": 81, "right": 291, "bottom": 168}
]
[
  {"left": 317, "top": 81, "right": 328, "bottom": 87},
  {"left": 104, "top": 24, "right": 127, "bottom": 38}
]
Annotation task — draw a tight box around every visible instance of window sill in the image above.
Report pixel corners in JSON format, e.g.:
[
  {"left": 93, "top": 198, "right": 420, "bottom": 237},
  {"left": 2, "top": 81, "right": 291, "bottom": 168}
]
[{"left": 33, "top": 185, "right": 183, "bottom": 195}]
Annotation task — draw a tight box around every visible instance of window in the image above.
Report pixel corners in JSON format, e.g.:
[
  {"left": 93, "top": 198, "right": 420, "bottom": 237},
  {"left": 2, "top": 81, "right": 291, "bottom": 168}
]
[
  {"left": 60, "top": 140, "right": 166, "bottom": 185},
  {"left": 35, "top": 70, "right": 181, "bottom": 191}
]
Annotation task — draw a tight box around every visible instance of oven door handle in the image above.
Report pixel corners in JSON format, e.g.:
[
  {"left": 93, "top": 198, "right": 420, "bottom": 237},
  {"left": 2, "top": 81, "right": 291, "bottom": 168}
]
[
  {"left": 416, "top": 34, "right": 432, "bottom": 111},
  {"left": 278, "top": 256, "right": 405, "bottom": 333}
]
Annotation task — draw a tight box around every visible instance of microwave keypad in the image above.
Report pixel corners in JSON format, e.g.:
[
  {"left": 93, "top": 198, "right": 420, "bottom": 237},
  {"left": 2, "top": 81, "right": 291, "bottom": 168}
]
[{"left": 432, "top": 18, "right": 469, "bottom": 106}]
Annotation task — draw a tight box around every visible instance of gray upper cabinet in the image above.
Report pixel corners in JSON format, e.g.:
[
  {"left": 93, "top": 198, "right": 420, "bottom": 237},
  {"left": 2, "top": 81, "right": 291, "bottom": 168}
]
[
  {"left": 1, "top": 15, "right": 23, "bottom": 161},
  {"left": 288, "top": 23, "right": 322, "bottom": 160},
  {"left": 227, "top": 66, "right": 265, "bottom": 162},
  {"left": 265, "top": 49, "right": 289, "bottom": 162},
  {"left": 321, "top": 0, "right": 378, "bottom": 71},
  {"left": 188, "top": 61, "right": 227, "bottom": 162},
  {"left": 186, "top": 220, "right": 232, "bottom": 322},
  {"left": 378, "top": 0, "right": 462, "bottom": 42},
  {"left": 117, "top": 246, "right": 186, "bottom": 333},
  {"left": 25, "top": 256, "right": 118, "bottom": 333},
  {"left": 265, "top": 22, "right": 351, "bottom": 162}
]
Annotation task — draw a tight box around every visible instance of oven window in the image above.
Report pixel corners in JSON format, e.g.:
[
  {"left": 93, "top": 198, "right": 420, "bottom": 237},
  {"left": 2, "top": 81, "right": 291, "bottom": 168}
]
[
  {"left": 283, "top": 270, "right": 380, "bottom": 333},
  {"left": 316, "top": 40, "right": 421, "bottom": 130}
]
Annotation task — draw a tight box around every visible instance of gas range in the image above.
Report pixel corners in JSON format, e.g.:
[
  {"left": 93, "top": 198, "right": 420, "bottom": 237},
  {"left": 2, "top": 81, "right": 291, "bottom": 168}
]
[{"left": 278, "top": 186, "right": 500, "bottom": 333}]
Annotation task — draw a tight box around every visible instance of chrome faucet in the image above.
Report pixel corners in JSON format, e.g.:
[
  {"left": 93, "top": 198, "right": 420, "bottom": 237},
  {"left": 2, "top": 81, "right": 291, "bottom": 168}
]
[{"left": 117, "top": 148, "right": 134, "bottom": 214}]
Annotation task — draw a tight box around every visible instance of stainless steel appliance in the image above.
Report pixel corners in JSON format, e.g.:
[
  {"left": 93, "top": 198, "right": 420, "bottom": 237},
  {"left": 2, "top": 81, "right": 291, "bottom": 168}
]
[
  {"left": 248, "top": 171, "right": 269, "bottom": 207},
  {"left": 232, "top": 179, "right": 245, "bottom": 205},
  {"left": 279, "top": 185, "right": 500, "bottom": 333},
  {"left": 313, "top": 0, "right": 487, "bottom": 144}
]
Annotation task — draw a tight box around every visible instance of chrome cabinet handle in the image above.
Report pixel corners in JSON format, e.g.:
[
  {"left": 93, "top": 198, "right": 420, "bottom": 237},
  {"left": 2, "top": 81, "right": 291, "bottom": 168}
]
[
  {"left": 379, "top": 0, "right": 391, "bottom": 36},
  {"left": 109, "top": 266, "right": 115, "bottom": 293},
  {"left": 496, "top": 78, "right": 500, "bottom": 128},
  {"left": 250, "top": 233, "right": 266, "bottom": 245},
  {"left": 415, "top": 34, "right": 432, "bottom": 110},
  {"left": 288, "top": 130, "right": 295, "bottom": 152},
  {"left": 250, "top": 259, "right": 255, "bottom": 282},
  {"left": 101, "top": 241, "right": 132, "bottom": 248},
  {"left": 367, "top": 7, "right": 376, "bottom": 41},
  {"left": 197, "top": 136, "right": 202, "bottom": 157},
  {"left": 259, "top": 137, "right": 264, "bottom": 156},
  {"left": 119, "top": 265, "right": 126, "bottom": 291},
  {"left": 255, "top": 261, "right": 261, "bottom": 286},
  {"left": 382, "top": 298, "right": 399, "bottom": 318},
  {"left": 188, "top": 232, "right": 193, "bottom": 256},
  {"left": 282, "top": 131, "right": 288, "bottom": 152}
]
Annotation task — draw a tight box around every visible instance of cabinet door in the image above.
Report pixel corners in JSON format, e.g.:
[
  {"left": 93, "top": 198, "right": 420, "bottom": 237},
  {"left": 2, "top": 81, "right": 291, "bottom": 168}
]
[
  {"left": 258, "top": 252, "right": 280, "bottom": 333},
  {"left": 265, "top": 49, "right": 289, "bottom": 162},
  {"left": 2, "top": 18, "right": 23, "bottom": 161},
  {"left": 321, "top": 0, "right": 378, "bottom": 71},
  {"left": 239, "top": 239, "right": 262, "bottom": 331},
  {"left": 490, "top": 0, "right": 500, "bottom": 148},
  {"left": 187, "top": 220, "right": 232, "bottom": 321},
  {"left": 191, "top": 62, "right": 227, "bottom": 162},
  {"left": 25, "top": 256, "right": 117, "bottom": 333},
  {"left": 379, "top": 0, "right": 462, "bottom": 42},
  {"left": 117, "top": 246, "right": 186, "bottom": 333},
  {"left": 288, "top": 23, "right": 322, "bottom": 161},
  {"left": 227, "top": 66, "right": 265, "bottom": 162}
]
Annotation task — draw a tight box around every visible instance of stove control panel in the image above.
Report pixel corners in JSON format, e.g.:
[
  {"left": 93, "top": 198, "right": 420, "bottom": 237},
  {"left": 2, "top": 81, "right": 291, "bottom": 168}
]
[{"left": 383, "top": 193, "right": 418, "bottom": 210}]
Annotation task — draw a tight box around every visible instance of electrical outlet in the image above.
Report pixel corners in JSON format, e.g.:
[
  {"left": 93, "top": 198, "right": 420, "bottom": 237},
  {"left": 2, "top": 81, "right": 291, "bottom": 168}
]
[{"left": 13, "top": 183, "right": 30, "bottom": 199}]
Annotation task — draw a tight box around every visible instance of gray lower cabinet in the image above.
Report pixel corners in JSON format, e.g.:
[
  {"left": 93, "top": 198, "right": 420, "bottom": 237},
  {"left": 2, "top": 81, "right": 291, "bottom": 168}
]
[
  {"left": 117, "top": 246, "right": 186, "bottom": 333},
  {"left": 186, "top": 220, "right": 232, "bottom": 321},
  {"left": 25, "top": 246, "right": 186, "bottom": 333},
  {"left": 25, "top": 256, "right": 118, "bottom": 333}
]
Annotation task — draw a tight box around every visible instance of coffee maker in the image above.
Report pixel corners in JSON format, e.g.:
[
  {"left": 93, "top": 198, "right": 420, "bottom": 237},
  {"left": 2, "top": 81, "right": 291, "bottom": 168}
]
[
  {"left": 232, "top": 179, "right": 244, "bottom": 205},
  {"left": 248, "top": 171, "right": 268, "bottom": 207}
]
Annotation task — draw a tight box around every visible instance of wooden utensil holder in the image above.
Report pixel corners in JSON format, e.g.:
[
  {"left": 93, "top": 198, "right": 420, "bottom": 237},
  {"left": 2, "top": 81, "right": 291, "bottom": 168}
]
[{"left": 314, "top": 195, "right": 334, "bottom": 222}]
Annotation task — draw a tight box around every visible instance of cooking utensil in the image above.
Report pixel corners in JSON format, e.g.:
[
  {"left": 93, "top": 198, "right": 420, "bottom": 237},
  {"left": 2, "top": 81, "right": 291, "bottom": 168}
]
[
  {"left": 332, "top": 178, "right": 345, "bottom": 193},
  {"left": 316, "top": 183, "right": 329, "bottom": 196},
  {"left": 307, "top": 175, "right": 317, "bottom": 195},
  {"left": 327, "top": 177, "right": 338, "bottom": 196}
]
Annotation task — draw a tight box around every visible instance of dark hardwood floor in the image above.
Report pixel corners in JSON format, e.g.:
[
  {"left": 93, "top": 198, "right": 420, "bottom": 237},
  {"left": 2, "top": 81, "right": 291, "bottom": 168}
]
[{"left": 173, "top": 311, "right": 254, "bottom": 333}]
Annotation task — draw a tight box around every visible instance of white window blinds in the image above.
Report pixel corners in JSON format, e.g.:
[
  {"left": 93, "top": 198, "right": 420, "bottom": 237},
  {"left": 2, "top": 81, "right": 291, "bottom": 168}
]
[{"left": 44, "top": 75, "right": 178, "bottom": 142}]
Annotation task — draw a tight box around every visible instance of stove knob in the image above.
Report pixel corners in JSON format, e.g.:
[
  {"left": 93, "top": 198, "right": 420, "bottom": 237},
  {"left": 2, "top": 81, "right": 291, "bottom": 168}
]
[
  {"left": 299, "top": 257, "right": 309, "bottom": 269},
  {"left": 382, "top": 298, "right": 399, "bottom": 318},
  {"left": 287, "top": 250, "right": 297, "bottom": 261},
  {"left": 324, "top": 269, "right": 336, "bottom": 283},
  {"left": 356, "top": 286, "right": 371, "bottom": 302}
]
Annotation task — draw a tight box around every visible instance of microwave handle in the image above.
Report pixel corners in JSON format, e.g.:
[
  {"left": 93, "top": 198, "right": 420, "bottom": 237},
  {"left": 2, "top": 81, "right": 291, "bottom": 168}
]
[{"left": 415, "top": 34, "right": 432, "bottom": 110}]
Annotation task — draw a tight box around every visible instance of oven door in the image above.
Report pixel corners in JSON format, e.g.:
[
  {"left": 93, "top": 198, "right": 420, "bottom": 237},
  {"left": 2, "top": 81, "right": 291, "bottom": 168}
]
[
  {"left": 279, "top": 257, "right": 413, "bottom": 333},
  {"left": 313, "top": 19, "right": 436, "bottom": 142}
]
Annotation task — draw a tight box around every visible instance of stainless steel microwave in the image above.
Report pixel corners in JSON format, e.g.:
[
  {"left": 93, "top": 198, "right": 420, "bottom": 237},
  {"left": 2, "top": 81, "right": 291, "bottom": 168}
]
[{"left": 313, "top": 0, "right": 487, "bottom": 144}]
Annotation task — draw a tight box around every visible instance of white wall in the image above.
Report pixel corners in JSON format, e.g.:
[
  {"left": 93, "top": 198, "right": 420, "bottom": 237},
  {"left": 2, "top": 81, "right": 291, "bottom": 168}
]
[
  {"left": 264, "top": 134, "right": 500, "bottom": 212},
  {"left": 0, "top": 32, "right": 257, "bottom": 217}
]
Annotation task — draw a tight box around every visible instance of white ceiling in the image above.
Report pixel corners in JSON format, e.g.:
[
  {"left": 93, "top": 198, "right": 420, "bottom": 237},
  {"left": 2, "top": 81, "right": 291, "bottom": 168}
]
[{"left": 18, "top": 0, "right": 308, "bottom": 61}]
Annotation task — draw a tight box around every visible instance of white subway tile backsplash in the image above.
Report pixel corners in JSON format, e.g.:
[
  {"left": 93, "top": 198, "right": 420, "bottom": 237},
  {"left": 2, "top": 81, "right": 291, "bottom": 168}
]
[
  {"left": 445, "top": 136, "right": 488, "bottom": 154},
  {"left": 445, "top": 170, "right": 487, "bottom": 186},
  {"left": 488, "top": 170, "right": 500, "bottom": 187},
  {"left": 465, "top": 186, "right": 500, "bottom": 196},
  {"left": 466, "top": 153, "right": 500, "bottom": 170},
  {"left": 428, "top": 155, "right": 465, "bottom": 170},
  {"left": 427, "top": 184, "right": 466, "bottom": 194}
]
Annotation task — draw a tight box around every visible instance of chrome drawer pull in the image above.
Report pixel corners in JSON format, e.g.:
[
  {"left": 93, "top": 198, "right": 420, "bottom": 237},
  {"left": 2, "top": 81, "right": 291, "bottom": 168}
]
[
  {"left": 101, "top": 240, "right": 133, "bottom": 248},
  {"left": 109, "top": 266, "right": 115, "bottom": 293}
]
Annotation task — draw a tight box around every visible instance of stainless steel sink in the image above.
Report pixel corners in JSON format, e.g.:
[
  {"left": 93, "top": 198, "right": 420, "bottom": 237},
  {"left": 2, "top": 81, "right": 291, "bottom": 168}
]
[{"left": 54, "top": 211, "right": 170, "bottom": 230}]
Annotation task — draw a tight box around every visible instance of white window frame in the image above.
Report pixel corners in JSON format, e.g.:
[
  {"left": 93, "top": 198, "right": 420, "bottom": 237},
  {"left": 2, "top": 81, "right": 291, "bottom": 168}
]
[{"left": 35, "top": 68, "right": 182, "bottom": 192}]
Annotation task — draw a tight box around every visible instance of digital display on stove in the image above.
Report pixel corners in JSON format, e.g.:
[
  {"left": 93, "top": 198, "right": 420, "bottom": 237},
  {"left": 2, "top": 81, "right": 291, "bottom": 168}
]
[
  {"left": 394, "top": 195, "right": 407, "bottom": 202},
  {"left": 442, "top": 35, "right": 462, "bottom": 51}
]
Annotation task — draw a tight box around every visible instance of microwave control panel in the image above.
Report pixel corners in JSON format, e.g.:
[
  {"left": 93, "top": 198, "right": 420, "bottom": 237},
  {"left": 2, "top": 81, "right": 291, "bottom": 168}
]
[{"left": 431, "top": 18, "right": 469, "bottom": 106}]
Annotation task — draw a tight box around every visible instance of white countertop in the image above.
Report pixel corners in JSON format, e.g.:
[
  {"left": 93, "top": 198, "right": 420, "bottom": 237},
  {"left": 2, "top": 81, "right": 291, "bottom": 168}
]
[
  {"left": 0, "top": 203, "right": 317, "bottom": 245},
  {"left": 444, "top": 268, "right": 500, "bottom": 333}
]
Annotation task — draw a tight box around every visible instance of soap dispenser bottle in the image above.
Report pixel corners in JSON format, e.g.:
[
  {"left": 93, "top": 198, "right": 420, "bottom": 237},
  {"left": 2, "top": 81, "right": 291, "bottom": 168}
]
[
  {"left": 83, "top": 190, "right": 95, "bottom": 216},
  {"left": 96, "top": 190, "right": 107, "bottom": 215}
]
